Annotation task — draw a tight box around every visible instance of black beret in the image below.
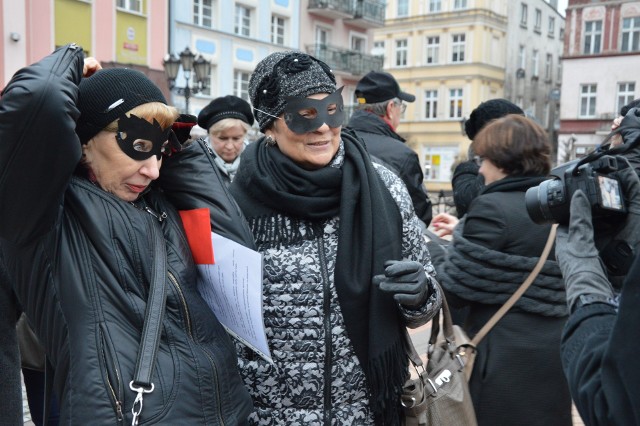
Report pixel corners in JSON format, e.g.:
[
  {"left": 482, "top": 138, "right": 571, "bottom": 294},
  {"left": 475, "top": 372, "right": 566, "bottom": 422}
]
[
  {"left": 197, "top": 95, "right": 254, "bottom": 131},
  {"left": 465, "top": 99, "right": 524, "bottom": 140}
]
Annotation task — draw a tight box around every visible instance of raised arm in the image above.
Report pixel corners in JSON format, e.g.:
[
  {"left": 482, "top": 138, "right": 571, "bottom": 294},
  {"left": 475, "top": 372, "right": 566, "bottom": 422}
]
[{"left": 0, "top": 44, "right": 85, "bottom": 244}]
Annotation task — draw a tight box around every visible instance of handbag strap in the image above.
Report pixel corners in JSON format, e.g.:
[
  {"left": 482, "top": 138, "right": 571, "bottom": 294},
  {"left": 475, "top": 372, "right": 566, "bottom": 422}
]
[
  {"left": 130, "top": 220, "right": 168, "bottom": 426},
  {"left": 469, "top": 224, "right": 558, "bottom": 347}
]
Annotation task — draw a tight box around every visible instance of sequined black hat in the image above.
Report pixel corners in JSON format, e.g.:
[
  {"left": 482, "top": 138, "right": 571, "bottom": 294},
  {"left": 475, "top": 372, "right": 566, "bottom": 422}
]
[{"left": 248, "top": 51, "right": 337, "bottom": 132}]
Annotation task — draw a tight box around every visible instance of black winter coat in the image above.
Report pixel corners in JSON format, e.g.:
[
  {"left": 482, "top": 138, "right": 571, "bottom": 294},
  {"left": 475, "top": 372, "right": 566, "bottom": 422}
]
[
  {"left": 0, "top": 45, "right": 253, "bottom": 424},
  {"left": 441, "top": 176, "right": 572, "bottom": 426},
  {"left": 451, "top": 160, "right": 483, "bottom": 217},
  {"left": 562, "top": 251, "right": 640, "bottom": 425},
  {"left": 347, "top": 110, "right": 432, "bottom": 225}
]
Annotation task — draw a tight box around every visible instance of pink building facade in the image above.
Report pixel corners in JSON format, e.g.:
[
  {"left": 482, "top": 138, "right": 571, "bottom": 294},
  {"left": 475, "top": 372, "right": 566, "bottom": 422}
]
[
  {"left": 0, "top": 0, "right": 169, "bottom": 98},
  {"left": 558, "top": 0, "right": 639, "bottom": 162}
]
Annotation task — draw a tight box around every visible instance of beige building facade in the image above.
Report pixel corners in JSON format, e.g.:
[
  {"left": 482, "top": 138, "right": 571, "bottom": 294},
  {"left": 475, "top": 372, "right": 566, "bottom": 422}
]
[{"left": 375, "top": 0, "right": 509, "bottom": 193}]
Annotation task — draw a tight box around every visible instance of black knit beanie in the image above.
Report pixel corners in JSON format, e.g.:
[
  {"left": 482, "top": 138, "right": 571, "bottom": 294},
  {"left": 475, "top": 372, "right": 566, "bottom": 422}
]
[
  {"left": 76, "top": 68, "right": 167, "bottom": 144},
  {"left": 465, "top": 98, "right": 524, "bottom": 141},
  {"left": 248, "top": 51, "right": 337, "bottom": 132}
]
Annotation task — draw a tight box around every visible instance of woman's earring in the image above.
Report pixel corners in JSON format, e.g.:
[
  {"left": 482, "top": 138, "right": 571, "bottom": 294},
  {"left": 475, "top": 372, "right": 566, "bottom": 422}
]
[{"left": 265, "top": 135, "right": 276, "bottom": 146}]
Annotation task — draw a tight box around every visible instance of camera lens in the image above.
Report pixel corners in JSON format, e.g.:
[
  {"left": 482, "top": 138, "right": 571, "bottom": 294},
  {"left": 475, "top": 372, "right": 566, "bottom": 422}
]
[{"left": 525, "top": 179, "right": 565, "bottom": 224}]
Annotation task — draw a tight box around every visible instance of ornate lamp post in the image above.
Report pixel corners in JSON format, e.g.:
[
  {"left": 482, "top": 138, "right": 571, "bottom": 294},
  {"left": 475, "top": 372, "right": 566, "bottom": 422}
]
[{"left": 163, "top": 47, "right": 211, "bottom": 113}]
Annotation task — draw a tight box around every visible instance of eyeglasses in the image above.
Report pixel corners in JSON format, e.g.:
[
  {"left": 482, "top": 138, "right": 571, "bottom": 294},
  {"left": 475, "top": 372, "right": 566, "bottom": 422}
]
[
  {"left": 472, "top": 155, "right": 484, "bottom": 167},
  {"left": 395, "top": 101, "right": 407, "bottom": 113}
]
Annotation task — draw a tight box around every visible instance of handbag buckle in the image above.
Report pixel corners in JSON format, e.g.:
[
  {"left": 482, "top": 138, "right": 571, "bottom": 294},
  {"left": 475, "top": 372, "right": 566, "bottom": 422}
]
[
  {"left": 401, "top": 395, "right": 417, "bottom": 408},
  {"left": 130, "top": 381, "right": 155, "bottom": 426}
]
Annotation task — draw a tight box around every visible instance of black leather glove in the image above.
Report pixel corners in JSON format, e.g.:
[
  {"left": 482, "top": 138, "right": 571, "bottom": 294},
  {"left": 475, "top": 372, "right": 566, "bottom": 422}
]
[
  {"left": 373, "top": 260, "right": 429, "bottom": 308},
  {"left": 555, "top": 190, "right": 615, "bottom": 313}
]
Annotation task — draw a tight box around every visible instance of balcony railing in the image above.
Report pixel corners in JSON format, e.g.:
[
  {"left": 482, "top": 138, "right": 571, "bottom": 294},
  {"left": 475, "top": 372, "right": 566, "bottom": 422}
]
[
  {"left": 350, "top": 0, "right": 385, "bottom": 28},
  {"left": 308, "top": 0, "right": 353, "bottom": 19},
  {"left": 307, "top": 44, "right": 384, "bottom": 76},
  {"left": 309, "top": 0, "right": 385, "bottom": 28}
]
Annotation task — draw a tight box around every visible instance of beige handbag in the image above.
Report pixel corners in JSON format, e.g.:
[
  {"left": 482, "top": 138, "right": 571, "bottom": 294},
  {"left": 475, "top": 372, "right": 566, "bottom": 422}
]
[{"left": 401, "top": 224, "right": 558, "bottom": 425}]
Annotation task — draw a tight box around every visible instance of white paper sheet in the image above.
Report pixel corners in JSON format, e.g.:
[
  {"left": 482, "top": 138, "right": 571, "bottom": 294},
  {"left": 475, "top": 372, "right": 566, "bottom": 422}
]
[{"left": 196, "top": 232, "right": 272, "bottom": 363}]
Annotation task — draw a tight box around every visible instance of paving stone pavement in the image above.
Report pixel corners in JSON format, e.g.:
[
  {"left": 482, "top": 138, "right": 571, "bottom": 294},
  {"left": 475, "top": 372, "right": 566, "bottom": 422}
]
[{"left": 407, "top": 322, "right": 585, "bottom": 426}]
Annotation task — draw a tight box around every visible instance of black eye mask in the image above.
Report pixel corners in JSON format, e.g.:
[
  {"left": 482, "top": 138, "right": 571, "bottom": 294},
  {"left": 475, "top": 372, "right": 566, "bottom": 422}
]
[
  {"left": 115, "top": 114, "right": 171, "bottom": 161},
  {"left": 283, "top": 87, "right": 344, "bottom": 134}
]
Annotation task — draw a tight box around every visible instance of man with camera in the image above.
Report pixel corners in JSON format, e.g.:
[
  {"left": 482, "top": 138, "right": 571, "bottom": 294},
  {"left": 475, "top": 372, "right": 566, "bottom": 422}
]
[{"left": 546, "top": 149, "right": 640, "bottom": 424}]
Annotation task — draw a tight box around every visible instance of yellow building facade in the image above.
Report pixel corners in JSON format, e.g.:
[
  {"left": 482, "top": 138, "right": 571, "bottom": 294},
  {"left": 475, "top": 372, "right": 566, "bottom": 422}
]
[{"left": 375, "top": 0, "right": 508, "bottom": 193}]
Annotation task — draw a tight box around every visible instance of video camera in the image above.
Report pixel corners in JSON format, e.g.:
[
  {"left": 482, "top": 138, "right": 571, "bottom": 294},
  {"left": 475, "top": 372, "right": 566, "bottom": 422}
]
[{"left": 525, "top": 155, "right": 627, "bottom": 225}]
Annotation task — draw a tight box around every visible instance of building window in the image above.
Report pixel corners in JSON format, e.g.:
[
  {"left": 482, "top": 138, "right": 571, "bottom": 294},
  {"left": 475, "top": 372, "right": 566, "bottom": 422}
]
[
  {"left": 548, "top": 17, "right": 555, "bottom": 37},
  {"left": 518, "top": 45, "right": 526, "bottom": 69},
  {"left": 234, "top": 4, "right": 251, "bottom": 37},
  {"left": 534, "top": 9, "right": 542, "bottom": 32},
  {"left": 429, "top": 0, "right": 441, "bottom": 12},
  {"left": 372, "top": 40, "right": 385, "bottom": 56},
  {"left": 449, "top": 88, "right": 463, "bottom": 118},
  {"left": 200, "top": 71, "right": 212, "bottom": 97},
  {"left": 453, "top": 0, "right": 467, "bottom": 10},
  {"left": 423, "top": 147, "right": 457, "bottom": 182},
  {"left": 424, "top": 90, "right": 438, "bottom": 119},
  {"left": 193, "top": 0, "right": 213, "bottom": 27},
  {"left": 617, "top": 82, "right": 636, "bottom": 115},
  {"left": 397, "top": 0, "right": 408, "bottom": 17},
  {"left": 426, "top": 36, "right": 439, "bottom": 64},
  {"left": 579, "top": 84, "right": 597, "bottom": 117},
  {"left": 395, "top": 39, "right": 408, "bottom": 66},
  {"left": 532, "top": 49, "right": 539, "bottom": 77},
  {"left": 583, "top": 20, "right": 602, "bottom": 54},
  {"left": 316, "top": 27, "right": 330, "bottom": 46},
  {"left": 352, "top": 35, "right": 366, "bottom": 53},
  {"left": 543, "top": 102, "right": 550, "bottom": 127},
  {"left": 451, "top": 34, "right": 465, "bottom": 63},
  {"left": 234, "top": 71, "right": 251, "bottom": 102},
  {"left": 117, "top": 0, "right": 141, "bottom": 13},
  {"left": 520, "top": 3, "right": 528, "bottom": 27},
  {"left": 545, "top": 53, "right": 552, "bottom": 80},
  {"left": 622, "top": 17, "right": 640, "bottom": 52},
  {"left": 557, "top": 62, "right": 562, "bottom": 81},
  {"left": 271, "top": 15, "right": 286, "bottom": 45}
]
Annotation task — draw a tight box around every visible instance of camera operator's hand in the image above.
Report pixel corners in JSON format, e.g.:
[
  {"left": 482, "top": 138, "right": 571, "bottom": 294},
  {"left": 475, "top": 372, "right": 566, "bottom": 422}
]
[
  {"left": 373, "top": 260, "right": 429, "bottom": 308},
  {"left": 599, "top": 164, "right": 640, "bottom": 283},
  {"left": 556, "top": 190, "right": 615, "bottom": 313}
]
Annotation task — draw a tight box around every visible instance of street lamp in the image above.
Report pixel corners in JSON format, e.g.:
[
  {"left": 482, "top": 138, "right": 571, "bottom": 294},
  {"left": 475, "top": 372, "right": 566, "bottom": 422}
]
[{"left": 163, "top": 47, "right": 211, "bottom": 113}]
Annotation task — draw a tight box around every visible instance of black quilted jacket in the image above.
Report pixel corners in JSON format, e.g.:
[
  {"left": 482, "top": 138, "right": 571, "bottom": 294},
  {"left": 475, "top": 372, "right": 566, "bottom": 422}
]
[{"left": 0, "top": 44, "right": 254, "bottom": 424}]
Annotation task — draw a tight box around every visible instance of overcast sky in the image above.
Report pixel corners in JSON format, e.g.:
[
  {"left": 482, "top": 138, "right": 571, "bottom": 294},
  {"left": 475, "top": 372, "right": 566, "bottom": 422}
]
[{"left": 556, "top": 0, "right": 568, "bottom": 16}]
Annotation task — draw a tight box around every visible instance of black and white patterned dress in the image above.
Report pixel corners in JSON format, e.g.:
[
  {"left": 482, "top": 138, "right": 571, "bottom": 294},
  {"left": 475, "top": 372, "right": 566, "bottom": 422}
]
[{"left": 235, "top": 144, "right": 439, "bottom": 425}]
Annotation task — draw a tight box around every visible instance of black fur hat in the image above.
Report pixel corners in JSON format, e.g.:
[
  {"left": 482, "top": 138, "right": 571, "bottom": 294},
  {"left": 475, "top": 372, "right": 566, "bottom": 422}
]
[{"left": 465, "top": 99, "right": 524, "bottom": 141}]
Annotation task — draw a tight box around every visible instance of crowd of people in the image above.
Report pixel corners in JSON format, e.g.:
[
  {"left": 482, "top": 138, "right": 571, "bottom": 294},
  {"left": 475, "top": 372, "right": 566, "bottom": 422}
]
[{"left": 1, "top": 43, "right": 639, "bottom": 426}]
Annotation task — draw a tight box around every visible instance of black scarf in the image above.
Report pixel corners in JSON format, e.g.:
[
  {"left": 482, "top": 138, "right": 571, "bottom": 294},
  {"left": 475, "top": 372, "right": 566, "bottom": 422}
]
[{"left": 231, "top": 130, "right": 406, "bottom": 425}]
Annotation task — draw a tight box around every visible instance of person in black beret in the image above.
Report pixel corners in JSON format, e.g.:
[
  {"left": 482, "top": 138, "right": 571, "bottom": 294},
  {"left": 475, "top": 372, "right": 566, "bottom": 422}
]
[
  {"left": 198, "top": 95, "right": 254, "bottom": 186},
  {"left": 346, "top": 71, "right": 433, "bottom": 228},
  {"left": 452, "top": 98, "right": 524, "bottom": 217}
]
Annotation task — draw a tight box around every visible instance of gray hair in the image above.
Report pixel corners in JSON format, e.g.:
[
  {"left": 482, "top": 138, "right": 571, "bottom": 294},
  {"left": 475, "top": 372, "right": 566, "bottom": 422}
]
[{"left": 356, "top": 97, "right": 401, "bottom": 116}]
